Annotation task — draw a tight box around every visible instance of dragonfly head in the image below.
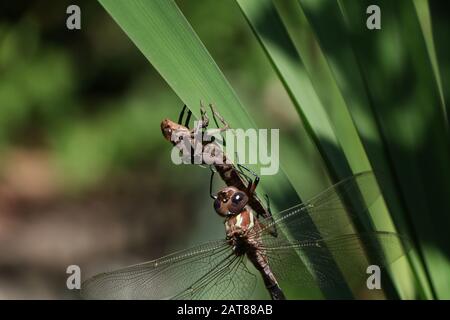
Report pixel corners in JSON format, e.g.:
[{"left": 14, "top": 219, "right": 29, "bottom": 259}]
[
  {"left": 160, "top": 119, "right": 189, "bottom": 144},
  {"left": 214, "top": 186, "right": 249, "bottom": 217}
]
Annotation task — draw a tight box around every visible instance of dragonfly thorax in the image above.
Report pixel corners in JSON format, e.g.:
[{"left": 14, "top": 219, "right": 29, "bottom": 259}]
[
  {"left": 224, "top": 208, "right": 255, "bottom": 237},
  {"left": 224, "top": 208, "right": 263, "bottom": 258}
]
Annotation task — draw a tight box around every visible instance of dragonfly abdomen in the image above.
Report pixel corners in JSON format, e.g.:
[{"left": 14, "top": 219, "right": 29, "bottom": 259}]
[{"left": 246, "top": 249, "right": 286, "bottom": 300}]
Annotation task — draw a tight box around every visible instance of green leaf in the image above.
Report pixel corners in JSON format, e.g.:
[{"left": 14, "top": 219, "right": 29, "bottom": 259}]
[
  {"left": 98, "top": 0, "right": 327, "bottom": 299},
  {"left": 304, "top": 0, "right": 450, "bottom": 299},
  {"left": 97, "top": 0, "right": 448, "bottom": 300},
  {"left": 236, "top": 0, "right": 414, "bottom": 299}
]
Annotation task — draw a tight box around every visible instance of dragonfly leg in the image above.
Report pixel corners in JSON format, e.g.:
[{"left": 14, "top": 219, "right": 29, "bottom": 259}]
[
  {"left": 184, "top": 109, "right": 192, "bottom": 128},
  {"left": 204, "top": 103, "right": 228, "bottom": 147},
  {"left": 200, "top": 101, "right": 229, "bottom": 146},
  {"left": 209, "top": 166, "right": 218, "bottom": 199},
  {"left": 238, "top": 163, "right": 260, "bottom": 194},
  {"left": 178, "top": 104, "right": 187, "bottom": 125},
  {"left": 239, "top": 170, "right": 253, "bottom": 186},
  {"left": 177, "top": 104, "right": 192, "bottom": 128},
  {"left": 234, "top": 152, "right": 252, "bottom": 185},
  {"left": 264, "top": 193, "right": 272, "bottom": 215},
  {"left": 209, "top": 103, "right": 229, "bottom": 131},
  {"left": 200, "top": 100, "right": 209, "bottom": 128}
]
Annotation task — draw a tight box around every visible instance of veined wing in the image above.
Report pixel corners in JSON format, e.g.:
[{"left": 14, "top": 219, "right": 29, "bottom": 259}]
[
  {"left": 255, "top": 171, "right": 382, "bottom": 241},
  {"left": 81, "top": 240, "right": 255, "bottom": 300},
  {"left": 259, "top": 231, "right": 409, "bottom": 288},
  {"left": 173, "top": 254, "right": 256, "bottom": 300},
  {"left": 245, "top": 171, "right": 410, "bottom": 288}
]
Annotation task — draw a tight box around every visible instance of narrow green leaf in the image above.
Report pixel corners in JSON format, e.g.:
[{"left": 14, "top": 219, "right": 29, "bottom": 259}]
[
  {"left": 236, "top": 0, "right": 416, "bottom": 299},
  {"left": 340, "top": 0, "right": 450, "bottom": 297},
  {"left": 413, "top": 0, "right": 447, "bottom": 124}
]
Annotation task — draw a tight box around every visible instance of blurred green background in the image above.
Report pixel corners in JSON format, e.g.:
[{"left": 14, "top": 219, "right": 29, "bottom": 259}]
[{"left": 0, "top": 0, "right": 449, "bottom": 299}]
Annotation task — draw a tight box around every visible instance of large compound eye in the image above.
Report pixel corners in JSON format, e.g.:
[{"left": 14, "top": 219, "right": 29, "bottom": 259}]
[
  {"left": 214, "top": 198, "right": 221, "bottom": 211},
  {"left": 163, "top": 127, "right": 172, "bottom": 137},
  {"left": 229, "top": 191, "right": 249, "bottom": 214},
  {"left": 213, "top": 197, "right": 228, "bottom": 217},
  {"left": 232, "top": 192, "right": 245, "bottom": 204}
]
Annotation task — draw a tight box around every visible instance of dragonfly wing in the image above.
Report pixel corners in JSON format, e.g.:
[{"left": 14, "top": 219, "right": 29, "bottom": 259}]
[
  {"left": 173, "top": 254, "right": 257, "bottom": 300},
  {"left": 260, "top": 232, "right": 409, "bottom": 288},
  {"left": 246, "top": 172, "right": 410, "bottom": 289},
  {"left": 81, "top": 240, "right": 246, "bottom": 299},
  {"left": 257, "top": 171, "right": 381, "bottom": 241}
]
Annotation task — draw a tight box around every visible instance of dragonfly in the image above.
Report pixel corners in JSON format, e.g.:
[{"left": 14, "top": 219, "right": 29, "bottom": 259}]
[
  {"left": 81, "top": 171, "right": 410, "bottom": 300},
  {"left": 161, "top": 102, "right": 277, "bottom": 237}
]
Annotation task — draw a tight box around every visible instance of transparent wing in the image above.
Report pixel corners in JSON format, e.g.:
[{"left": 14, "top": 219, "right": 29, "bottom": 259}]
[
  {"left": 81, "top": 240, "right": 255, "bottom": 300},
  {"left": 256, "top": 171, "right": 381, "bottom": 241},
  {"left": 246, "top": 171, "right": 410, "bottom": 289},
  {"left": 259, "top": 232, "right": 409, "bottom": 288},
  {"left": 173, "top": 254, "right": 256, "bottom": 300}
]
